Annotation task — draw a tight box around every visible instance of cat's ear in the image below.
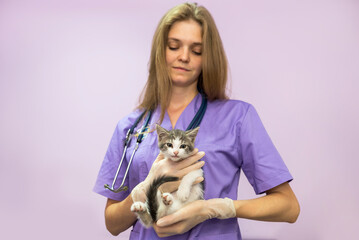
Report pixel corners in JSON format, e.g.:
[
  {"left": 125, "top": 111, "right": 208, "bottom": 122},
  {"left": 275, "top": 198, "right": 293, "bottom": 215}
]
[
  {"left": 185, "top": 127, "right": 199, "bottom": 143},
  {"left": 156, "top": 124, "right": 169, "bottom": 142}
]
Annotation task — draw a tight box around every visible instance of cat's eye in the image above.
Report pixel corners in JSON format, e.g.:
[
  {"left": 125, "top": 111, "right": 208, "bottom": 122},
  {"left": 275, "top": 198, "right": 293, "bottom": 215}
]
[
  {"left": 166, "top": 143, "right": 173, "bottom": 148},
  {"left": 180, "top": 144, "right": 187, "bottom": 149}
]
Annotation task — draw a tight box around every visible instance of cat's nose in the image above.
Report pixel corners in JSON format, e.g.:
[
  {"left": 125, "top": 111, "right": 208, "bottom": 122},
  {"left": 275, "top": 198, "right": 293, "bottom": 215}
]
[{"left": 173, "top": 150, "right": 179, "bottom": 156}]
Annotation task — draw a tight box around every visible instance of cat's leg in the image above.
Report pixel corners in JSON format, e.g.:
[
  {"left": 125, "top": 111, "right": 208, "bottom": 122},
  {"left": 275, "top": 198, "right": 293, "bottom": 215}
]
[
  {"left": 131, "top": 202, "right": 147, "bottom": 212},
  {"left": 157, "top": 190, "right": 173, "bottom": 219},
  {"left": 177, "top": 169, "right": 203, "bottom": 202},
  {"left": 162, "top": 192, "right": 174, "bottom": 205},
  {"left": 130, "top": 202, "right": 153, "bottom": 228}
]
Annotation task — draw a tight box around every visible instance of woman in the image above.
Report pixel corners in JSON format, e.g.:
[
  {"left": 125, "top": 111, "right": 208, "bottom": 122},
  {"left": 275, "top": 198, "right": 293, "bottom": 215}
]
[{"left": 93, "top": 3, "right": 300, "bottom": 239}]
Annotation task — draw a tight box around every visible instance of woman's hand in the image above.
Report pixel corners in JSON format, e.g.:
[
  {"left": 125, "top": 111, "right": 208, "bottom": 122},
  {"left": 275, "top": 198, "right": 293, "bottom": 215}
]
[
  {"left": 153, "top": 200, "right": 207, "bottom": 237},
  {"left": 131, "top": 149, "right": 205, "bottom": 202},
  {"left": 147, "top": 149, "right": 205, "bottom": 181},
  {"left": 153, "top": 198, "right": 236, "bottom": 237}
]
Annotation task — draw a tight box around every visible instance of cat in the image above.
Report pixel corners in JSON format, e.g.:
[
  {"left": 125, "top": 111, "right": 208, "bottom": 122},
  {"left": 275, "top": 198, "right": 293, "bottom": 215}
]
[{"left": 130, "top": 124, "right": 204, "bottom": 228}]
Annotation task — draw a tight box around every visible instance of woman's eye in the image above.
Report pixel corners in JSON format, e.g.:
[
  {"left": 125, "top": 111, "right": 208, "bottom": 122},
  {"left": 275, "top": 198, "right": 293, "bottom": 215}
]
[
  {"left": 168, "top": 46, "right": 178, "bottom": 51},
  {"left": 166, "top": 143, "right": 173, "bottom": 148},
  {"left": 192, "top": 46, "right": 202, "bottom": 56},
  {"left": 180, "top": 144, "right": 186, "bottom": 149}
]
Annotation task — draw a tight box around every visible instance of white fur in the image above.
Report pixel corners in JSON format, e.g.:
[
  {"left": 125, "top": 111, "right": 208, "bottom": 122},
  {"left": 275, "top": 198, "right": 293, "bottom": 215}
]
[
  {"left": 130, "top": 202, "right": 153, "bottom": 227},
  {"left": 156, "top": 167, "right": 203, "bottom": 219},
  {"left": 163, "top": 138, "right": 191, "bottom": 162},
  {"left": 177, "top": 169, "right": 203, "bottom": 201}
]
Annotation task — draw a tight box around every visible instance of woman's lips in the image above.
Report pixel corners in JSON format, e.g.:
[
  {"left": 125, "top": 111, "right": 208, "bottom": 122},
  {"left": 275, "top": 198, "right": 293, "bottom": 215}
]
[{"left": 173, "top": 66, "right": 190, "bottom": 72}]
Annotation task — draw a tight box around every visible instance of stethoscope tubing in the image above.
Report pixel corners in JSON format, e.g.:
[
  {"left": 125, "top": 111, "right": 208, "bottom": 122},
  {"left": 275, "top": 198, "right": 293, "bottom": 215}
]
[
  {"left": 104, "top": 111, "right": 152, "bottom": 192},
  {"left": 107, "top": 129, "right": 131, "bottom": 192},
  {"left": 186, "top": 93, "right": 207, "bottom": 130}
]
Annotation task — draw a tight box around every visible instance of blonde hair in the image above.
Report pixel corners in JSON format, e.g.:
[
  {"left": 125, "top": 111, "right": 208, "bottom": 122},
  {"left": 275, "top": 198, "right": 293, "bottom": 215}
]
[{"left": 138, "top": 2, "right": 228, "bottom": 122}]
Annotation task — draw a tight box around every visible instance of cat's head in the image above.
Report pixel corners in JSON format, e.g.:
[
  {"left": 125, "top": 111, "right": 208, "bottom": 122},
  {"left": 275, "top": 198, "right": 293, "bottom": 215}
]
[{"left": 156, "top": 124, "right": 199, "bottom": 162}]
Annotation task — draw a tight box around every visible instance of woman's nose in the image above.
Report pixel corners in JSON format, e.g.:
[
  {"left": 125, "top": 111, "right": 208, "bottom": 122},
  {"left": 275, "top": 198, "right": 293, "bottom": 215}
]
[{"left": 179, "top": 48, "right": 190, "bottom": 63}]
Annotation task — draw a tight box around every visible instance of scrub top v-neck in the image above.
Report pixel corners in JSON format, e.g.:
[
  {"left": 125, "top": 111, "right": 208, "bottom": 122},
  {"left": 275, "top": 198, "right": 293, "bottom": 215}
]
[{"left": 159, "top": 93, "right": 204, "bottom": 131}]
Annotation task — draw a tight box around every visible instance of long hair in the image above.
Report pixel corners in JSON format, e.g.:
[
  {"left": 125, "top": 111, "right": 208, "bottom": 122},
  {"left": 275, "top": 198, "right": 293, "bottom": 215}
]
[{"left": 138, "top": 3, "right": 228, "bottom": 122}]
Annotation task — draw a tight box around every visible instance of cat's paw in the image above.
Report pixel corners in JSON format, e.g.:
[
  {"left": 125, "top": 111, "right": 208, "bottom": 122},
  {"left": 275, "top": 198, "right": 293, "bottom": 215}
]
[
  {"left": 131, "top": 202, "right": 147, "bottom": 213},
  {"left": 162, "top": 193, "right": 173, "bottom": 205},
  {"left": 177, "top": 188, "right": 190, "bottom": 202}
]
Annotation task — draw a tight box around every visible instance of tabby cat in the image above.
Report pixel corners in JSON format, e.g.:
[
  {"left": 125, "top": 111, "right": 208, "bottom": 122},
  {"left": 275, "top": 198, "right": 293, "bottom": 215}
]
[{"left": 130, "top": 124, "right": 204, "bottom": 227}]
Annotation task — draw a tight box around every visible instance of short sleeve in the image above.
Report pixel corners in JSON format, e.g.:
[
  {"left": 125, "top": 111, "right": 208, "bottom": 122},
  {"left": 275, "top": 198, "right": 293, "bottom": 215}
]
[
  {"left": 239, "top": 105, "right": 293, "bottom": 194},
  {"left": 93, "top": 122, "right": 130, "bottom": 201}
]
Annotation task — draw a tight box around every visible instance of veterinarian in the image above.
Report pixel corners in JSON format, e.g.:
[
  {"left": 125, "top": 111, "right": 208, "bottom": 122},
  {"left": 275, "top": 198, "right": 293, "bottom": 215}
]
[{"left": 93, "top": 3, "right": 300, "bottom": 239}]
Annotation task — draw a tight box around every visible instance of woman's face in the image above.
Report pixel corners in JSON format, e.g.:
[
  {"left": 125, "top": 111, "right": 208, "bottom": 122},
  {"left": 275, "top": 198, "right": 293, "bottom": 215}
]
[{"left": 166, "top": 19, "right": 202, "bottom": 88}]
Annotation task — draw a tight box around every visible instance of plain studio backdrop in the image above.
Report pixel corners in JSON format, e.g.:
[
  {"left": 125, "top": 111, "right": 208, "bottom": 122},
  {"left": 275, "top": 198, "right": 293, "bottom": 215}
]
[{"left": 0, "top": 0, "right": 358, "bottom": 239}]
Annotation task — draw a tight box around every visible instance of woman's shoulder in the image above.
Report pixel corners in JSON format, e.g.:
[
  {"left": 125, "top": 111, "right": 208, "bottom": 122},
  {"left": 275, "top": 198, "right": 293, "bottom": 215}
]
[
  {"left": 115, "top": 108, "right": 144, "bottom": 131},
  {"left": 212, "top": 98, "right": 252, "bottom": 108},
  {"left": 208, "top": 98, "right": 254, "bottom": 120}
]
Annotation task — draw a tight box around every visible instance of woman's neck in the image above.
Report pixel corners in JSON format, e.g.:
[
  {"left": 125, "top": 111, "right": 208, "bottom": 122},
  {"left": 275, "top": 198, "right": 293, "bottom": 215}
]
[
  {"left": 167, "top": 84, "right": 198, "bottom": 128},
  {"left": 169, "top": 88, "right": 198, "bottom": 109}
]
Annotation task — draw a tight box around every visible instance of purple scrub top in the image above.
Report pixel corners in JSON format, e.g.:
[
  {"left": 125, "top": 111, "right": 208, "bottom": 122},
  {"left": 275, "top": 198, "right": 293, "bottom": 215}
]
[{"left": 93, "top": 93, "right": 293, "bottom": 240}]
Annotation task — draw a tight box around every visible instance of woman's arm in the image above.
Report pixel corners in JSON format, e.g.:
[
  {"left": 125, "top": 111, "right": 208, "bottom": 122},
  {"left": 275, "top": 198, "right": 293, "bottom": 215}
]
[
  {"left": 153, "top": 182, "right": 300, "bottom": 237},
  {"left": 104, "top": 150, "right": 205, "bottom": 236},
  {"left": 105, "top": 196, "right": 137, "bottom": 236},
  {"left": 234, "top": 182, "right": 300, "bottom": 223}
]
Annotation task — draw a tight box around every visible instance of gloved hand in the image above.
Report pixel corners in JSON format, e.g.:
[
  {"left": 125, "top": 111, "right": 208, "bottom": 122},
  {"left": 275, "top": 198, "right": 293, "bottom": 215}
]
[
  {"left": 153, "top": 198, "right": 236, "bottom": 238},
  {"left": 131, "top": 149, "right": 205, "bottom": 203}
]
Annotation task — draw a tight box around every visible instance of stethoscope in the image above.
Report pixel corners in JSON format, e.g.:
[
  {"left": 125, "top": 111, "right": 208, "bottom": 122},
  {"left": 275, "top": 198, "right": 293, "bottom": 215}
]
[{"left": 104, "top": 93, "right": 207, "bottom": 193}]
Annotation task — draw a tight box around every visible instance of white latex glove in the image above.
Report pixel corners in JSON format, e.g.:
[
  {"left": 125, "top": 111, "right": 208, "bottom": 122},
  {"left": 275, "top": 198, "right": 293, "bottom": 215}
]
[
  {"left": 131, "top": 149, "right": 205, "bottom": 203},
  {"left": 153, "top": 198, "right": 236, "bottom": 238}
]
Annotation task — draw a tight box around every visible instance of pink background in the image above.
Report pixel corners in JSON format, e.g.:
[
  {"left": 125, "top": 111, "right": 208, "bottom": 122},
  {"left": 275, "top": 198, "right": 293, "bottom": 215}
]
[{"left": 1, "top": 0, "right": 358, "bottom": 239}]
